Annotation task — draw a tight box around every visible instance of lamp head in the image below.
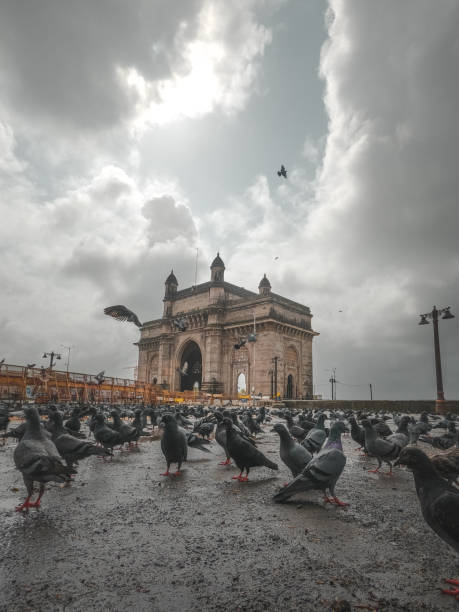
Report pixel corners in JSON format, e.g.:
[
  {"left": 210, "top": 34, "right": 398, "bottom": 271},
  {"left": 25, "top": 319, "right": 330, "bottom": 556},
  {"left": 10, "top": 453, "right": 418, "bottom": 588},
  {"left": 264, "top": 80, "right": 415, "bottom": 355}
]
[{"left": 441, "top": 307, "right": 455, "bottom": 320}]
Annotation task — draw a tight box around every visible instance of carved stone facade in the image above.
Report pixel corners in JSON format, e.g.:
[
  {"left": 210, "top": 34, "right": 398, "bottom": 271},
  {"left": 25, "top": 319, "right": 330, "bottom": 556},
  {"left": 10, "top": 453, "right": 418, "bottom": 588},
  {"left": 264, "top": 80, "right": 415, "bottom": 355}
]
[{"left": 136, "top": 255, "right": 319, "bottom": 398}]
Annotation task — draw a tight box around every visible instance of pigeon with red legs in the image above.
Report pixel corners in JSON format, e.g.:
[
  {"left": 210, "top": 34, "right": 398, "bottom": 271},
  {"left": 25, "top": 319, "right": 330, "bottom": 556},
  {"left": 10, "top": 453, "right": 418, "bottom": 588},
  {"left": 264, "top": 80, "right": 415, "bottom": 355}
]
[
  {"left": 273, "top": 421, "right": 348, "bottom": 506},
  {"left": 13, "top": 406, "right": 74, "bottom": 512},
  {"left": 361, "top": 419, "right": 402, "bottom": 475},
  {"left": 395, "top": 447, "right": 459, "bottom": 600},
  {"left": 223, "top": 418, "right": 277, "bottom": 482},
  {"left": 159, "top": 413, "right": 187, "bottom": 477},
  {"left": 272, "top": 423, "right": 312, "bottom": 478}
]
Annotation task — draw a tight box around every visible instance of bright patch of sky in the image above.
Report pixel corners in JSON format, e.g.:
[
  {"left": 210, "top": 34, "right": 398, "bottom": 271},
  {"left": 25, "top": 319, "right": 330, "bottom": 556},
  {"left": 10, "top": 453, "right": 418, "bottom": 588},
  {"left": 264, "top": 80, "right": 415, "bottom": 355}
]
[{"left": 0, "top": 0, "right": 458, "bottom": 399}]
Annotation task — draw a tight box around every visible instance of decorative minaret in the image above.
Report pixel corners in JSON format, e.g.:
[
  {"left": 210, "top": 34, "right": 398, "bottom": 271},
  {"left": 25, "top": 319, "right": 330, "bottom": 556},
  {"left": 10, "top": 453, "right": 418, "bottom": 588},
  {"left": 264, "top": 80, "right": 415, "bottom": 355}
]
[
  {"left": 210, "top": 252, "right": 225, "bottom": 283},
  {"left": 258, "top": 273, "right": 271, "bottom": 296},
  {"left": 163, "top": 269, "right": 178, "bottom": 317}
]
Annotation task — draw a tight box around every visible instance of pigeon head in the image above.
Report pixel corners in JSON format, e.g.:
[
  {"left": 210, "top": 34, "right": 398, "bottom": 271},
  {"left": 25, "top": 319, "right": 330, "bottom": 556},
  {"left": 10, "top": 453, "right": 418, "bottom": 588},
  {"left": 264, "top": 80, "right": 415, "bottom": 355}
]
[
  {"left": 223, "top": 417, "right": 233, "bottom": 432},
  {"left": 95, "top": 414, "right": 105, "bottom": 424},
  {"left": 360, "top": 419, "right": 372, "bottom": 429},
  {"left": 271, "top": 423, "right": 291, "bottom": 439},
  {"left": 23, "top": 406, "right": 41, "bottom": 429},
  {"left": 331, "top": 421, "right": 348, "bottom": 435},
  {"left": 160, "top": 413, "right": 177, "bottom": 428},
  {"left": 395, "top": 447, "right": 432, "bottom": 470}
]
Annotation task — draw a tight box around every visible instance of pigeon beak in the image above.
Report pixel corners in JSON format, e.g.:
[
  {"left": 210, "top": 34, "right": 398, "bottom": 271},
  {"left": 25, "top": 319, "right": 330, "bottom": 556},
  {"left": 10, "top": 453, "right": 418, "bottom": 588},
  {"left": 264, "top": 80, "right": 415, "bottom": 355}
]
[{"left": 393, "top": 459, "right": 402, "bottom": 467}]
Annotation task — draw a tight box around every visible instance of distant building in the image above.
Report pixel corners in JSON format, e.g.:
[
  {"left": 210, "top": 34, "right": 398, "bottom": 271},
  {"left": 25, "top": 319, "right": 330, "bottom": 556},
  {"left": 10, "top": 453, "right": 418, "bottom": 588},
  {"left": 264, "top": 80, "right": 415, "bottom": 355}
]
[{"left": 136, "top": 254, "right": 318, "bottom": 398}]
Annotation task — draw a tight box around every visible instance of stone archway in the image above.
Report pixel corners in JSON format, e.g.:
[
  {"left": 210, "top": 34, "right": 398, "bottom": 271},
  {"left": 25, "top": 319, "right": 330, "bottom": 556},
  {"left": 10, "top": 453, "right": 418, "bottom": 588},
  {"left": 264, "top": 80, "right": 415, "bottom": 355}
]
[{"left": 178, "top": 340, "right": 202, "bottom": 391}]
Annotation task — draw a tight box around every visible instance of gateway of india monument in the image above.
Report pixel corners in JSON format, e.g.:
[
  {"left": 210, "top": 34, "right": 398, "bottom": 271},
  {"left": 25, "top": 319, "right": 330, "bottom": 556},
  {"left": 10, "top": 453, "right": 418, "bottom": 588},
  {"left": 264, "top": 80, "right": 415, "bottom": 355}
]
[{"left": 136, "top": 254, "right": 318, "bottom": 398}]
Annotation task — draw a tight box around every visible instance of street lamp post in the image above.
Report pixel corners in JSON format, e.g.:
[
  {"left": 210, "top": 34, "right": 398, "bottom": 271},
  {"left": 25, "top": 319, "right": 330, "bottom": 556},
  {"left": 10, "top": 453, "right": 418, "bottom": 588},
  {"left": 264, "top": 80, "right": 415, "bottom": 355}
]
[
  {"left": 326, "top": 368, "right": 337, "bottom": 400},
  {"left": 60, "top": 344, "right": 75, "bottom": 373},
  {"left": 271, "top": 356, "right": 279, "bottom": 399},
  {"left": 418, "top": 305, "right": 455, "bottom": 407},
  {"left": 42, "top": 351, "right": 61, "bottom": 370}
]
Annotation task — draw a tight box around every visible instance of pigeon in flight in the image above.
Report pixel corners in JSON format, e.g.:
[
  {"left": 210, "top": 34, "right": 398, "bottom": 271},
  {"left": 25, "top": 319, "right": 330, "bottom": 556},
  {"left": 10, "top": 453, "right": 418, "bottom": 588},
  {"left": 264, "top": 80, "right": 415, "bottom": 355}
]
[
  {"left": 176, "top": 362, "right": 189, "bottom": 376},
  {"left": 234, "top": 338, "right": 246, "bottom": 350},
  {"left": 95, "top": 371, "right": 105, "bottom": 385},
  {"left": 277, "top": 165, "right": 287, "bottom": 179},
  {"left": 27, "top": 363, "right": 36, "bottom": 368},
  {"left": 104, "top": 305, "right": 142, "bottom": 327}
]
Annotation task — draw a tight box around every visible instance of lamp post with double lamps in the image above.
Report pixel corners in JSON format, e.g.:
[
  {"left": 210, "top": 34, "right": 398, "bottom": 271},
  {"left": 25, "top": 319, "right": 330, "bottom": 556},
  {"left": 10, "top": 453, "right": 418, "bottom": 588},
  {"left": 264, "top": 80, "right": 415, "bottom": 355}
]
[{"left": 418, "top": 305, "right": 455, "bottom": 412}]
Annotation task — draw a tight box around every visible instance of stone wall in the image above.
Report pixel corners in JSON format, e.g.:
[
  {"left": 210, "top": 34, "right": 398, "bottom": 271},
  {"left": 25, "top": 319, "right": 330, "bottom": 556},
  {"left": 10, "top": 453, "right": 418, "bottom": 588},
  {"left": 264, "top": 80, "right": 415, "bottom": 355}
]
[{"left": 281, "top": 399, "right": 459, "bottom": 414}]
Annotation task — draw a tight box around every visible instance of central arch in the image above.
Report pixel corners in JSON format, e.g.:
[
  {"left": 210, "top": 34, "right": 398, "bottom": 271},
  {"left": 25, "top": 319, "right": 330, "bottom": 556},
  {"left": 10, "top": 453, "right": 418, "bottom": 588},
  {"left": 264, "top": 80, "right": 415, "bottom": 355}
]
[{"left": 178, "top": 340, "right": 202, "bottom": 391}]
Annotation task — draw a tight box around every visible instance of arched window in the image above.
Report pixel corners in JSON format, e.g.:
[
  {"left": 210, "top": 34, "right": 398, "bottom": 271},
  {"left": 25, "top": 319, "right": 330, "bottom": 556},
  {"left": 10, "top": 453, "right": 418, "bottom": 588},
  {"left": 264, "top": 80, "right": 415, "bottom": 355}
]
[{"left": 237, "top": 372, "right": 246, "bottom": 394}]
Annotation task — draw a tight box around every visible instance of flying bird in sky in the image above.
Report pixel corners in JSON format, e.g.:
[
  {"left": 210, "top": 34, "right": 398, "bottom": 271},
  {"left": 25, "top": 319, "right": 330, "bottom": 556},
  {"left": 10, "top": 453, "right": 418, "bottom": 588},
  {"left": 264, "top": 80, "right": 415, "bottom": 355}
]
[
  {"left": 274, "top": 256, "right": 279, "bottom": 261},
  {"left": 95, "top": 371, "right": 105, "bottom": 385},
  {"left": 277, "top": 165, "right": 287, "bottom": 179},
  {"left": 27, "top": 364, "right": 36, "bottom": 368},
  {"left": 104, "top": 305, "right": 142, "bottom": 327},
  {"left": 176, "top": 362, "right": 189, "bottom": 376}
]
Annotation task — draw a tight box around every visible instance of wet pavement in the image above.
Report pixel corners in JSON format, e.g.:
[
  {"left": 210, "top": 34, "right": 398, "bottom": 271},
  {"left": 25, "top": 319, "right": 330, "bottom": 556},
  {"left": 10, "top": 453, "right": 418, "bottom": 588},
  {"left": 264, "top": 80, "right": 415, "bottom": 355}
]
[{"left": 0, "top": 417, "right": 457, "bottom": 611}]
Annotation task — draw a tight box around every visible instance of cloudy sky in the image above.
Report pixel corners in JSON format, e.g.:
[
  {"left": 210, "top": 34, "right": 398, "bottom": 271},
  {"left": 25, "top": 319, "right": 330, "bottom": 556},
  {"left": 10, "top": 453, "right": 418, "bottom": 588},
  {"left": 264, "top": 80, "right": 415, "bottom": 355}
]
[{"left": 1, "top": 0, "right": 458, "bottom": 400}]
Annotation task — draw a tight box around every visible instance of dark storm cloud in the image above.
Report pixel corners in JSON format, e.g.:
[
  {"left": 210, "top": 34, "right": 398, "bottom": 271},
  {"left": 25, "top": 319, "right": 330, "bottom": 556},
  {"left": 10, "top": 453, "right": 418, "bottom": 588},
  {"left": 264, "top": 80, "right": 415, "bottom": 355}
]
[{"left": 0, "top": 0, "right": 201, "bottom": 129}]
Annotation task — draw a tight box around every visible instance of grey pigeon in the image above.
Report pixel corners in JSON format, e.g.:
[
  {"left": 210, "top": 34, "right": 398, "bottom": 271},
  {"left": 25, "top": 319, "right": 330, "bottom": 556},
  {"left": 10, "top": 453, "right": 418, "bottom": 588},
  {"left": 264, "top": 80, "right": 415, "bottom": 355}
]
[
  {"left": 214, "top": 412, "right": 231, "bottom": 465},
  {"left": 362, "top": 419, "right": 402, "bottom": 475},
  {"left": 272, "top": 423, "right": 312, "bottom": 478},
  {"left": 104, "top": 304, "right": 142, "bottom": 327},
  {"left": 0, "top": 405, "right": 9, "bottom": 444},
  {"left": 110, "top": 410, "right": 137, "bottom": 446},
  {"left": 49, "top": 410, "right": 111, "bottom": 470},
  {"left": 430, "top": 446, "right": 459, "bottom": 486},
  {"left": 395, "top": 447, "right": 459, "bottom": 598},
  {"left": 160, "top": 413, "right": 188, "bottom": 476},
  {"left": 273, "top": 421, "right": 348, "bottom": 506},
  {"left": 224, "top": 418, "right": 277, "bottom": 482},
  {"left": 93, "top": 414, "right": 123, "bottom": 454},
  {"left": 385, "top": 415, "right": 410, "bottom": 450},
  {"left": 14, "top": 406, "right": 74, "bottom": 512},
  {"left": 419, "top": 422, "right": 457, "bottom": 450},
  {"left": 186, "top": 431, "right": 212, "bottom": 453},
  {"left": 301, "top": 414, "right": 327, "bottom": 454},
  {"left": 348, "top": 416, "right": 365, "bottom": 450}
]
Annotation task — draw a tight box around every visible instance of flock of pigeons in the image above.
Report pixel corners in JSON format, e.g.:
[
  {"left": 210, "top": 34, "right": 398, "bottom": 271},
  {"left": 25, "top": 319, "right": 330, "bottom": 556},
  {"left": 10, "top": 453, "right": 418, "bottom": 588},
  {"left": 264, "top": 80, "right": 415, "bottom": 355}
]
[{"left": 1, "top": 402, "right": 458, "bottom": 599}]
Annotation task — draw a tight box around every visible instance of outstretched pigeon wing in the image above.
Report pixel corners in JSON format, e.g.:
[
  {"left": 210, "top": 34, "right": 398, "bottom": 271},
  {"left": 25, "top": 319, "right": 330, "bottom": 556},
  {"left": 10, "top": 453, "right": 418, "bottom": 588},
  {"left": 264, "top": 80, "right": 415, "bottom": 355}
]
[{"left": 104, "top": 305, "right": 142, "bottom": 327}]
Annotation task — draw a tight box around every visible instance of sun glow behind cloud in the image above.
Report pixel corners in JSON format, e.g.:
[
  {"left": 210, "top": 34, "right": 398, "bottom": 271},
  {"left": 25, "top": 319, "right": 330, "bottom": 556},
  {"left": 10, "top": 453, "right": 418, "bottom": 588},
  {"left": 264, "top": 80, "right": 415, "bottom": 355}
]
[{"left": 121, "top": 2, "right": 273, "bottom": 130}]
